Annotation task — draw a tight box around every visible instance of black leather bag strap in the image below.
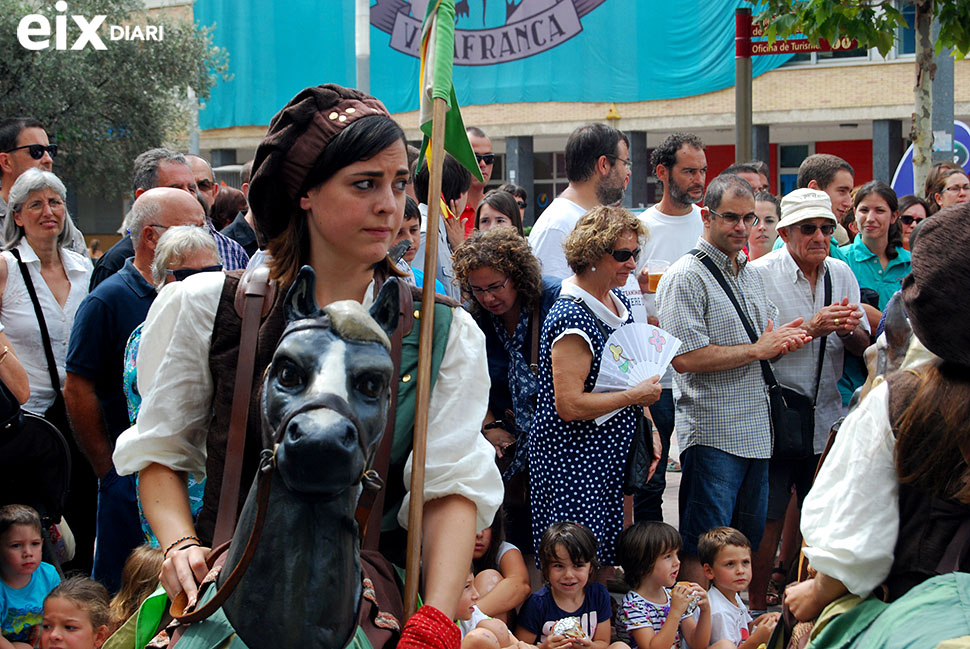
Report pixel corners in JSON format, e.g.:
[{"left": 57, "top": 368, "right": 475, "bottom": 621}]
[
  {"left": 809, "top": 271, "right": 833, "bottom": 406},
  {"left": 10, "top": 249, "right": 62, "bottom": 401},
  {"left": 688, "top": 248, "right": 780, "bottom": 389}
]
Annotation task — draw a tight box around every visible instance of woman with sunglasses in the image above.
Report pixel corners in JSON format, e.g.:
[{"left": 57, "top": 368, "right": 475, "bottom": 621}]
[
  {"left": 897, "top": 195, "right": 929, "bottom": 251},
  {"left": 474, "top": 189, "right": 524, "bottom": 236},
  {"left": 528, "top": 206, "right": 661, "bottom": 567},
  {"left": 497, "top": 183, "right": 528, "bottom": 223},
  {"left": 122, "top": 225, "right": 221, "bottom": 547}
]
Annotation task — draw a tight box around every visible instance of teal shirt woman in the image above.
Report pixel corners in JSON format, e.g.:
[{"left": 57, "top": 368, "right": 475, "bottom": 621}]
[{"left": 839, "top": 181, "right": 911, "bottom": 404}]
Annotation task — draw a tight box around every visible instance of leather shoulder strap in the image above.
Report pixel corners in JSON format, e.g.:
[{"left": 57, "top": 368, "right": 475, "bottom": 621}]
[
  {"left": 10, "top": 249, "right": 61, "bottom": 400},
  {"left": 212, "top": 264, "right": 276, "bottom": 548}
]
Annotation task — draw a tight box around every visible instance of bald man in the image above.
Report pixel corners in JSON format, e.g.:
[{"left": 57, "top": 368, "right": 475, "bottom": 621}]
[{"left": 65, "top": 187, "right": 205, "bottom": 591}]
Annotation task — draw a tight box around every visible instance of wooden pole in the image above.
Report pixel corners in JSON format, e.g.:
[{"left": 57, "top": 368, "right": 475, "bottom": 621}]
[{"left": 404, "top": 95, "right": 449, "bottom": 618}]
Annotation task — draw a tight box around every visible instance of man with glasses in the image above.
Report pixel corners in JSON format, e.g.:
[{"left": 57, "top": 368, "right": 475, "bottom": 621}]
[
  {"left": 656, "top": 174, "right": 810, "bottom": 584},
  {"left": 462, "top": 127, "right": 495, "bottom": 237},
  {"left": 529, "top": 123, "right": 630, "bottom": 280},
  {"left": 0, "top": 118, "right": 55, "bottom": 222},
  {"left": 747, "top": 188, "right": 869, "bottom": 614},
  {"left": 65, "top": 187, "right": 205, "bottom": 591}
]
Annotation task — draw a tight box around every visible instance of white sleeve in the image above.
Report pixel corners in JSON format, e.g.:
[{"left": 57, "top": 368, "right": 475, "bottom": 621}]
[
  {"left": 398, "top": 307, "right": 503, "bottom": 532},
  {"left": 800, "top": 382, "right": 898, "bottom": 596},
  {"left": 529, "top": 227, "right": 572, "bottom": 280},
  {"left": 112, "top": 273, "right": 224, "bottom": 480}
]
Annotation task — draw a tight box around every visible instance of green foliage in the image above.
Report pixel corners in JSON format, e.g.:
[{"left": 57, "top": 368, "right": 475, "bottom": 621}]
[
  {"left": 750, "top": 0, "right": 970, "bottom": 59},
  {"left": 0, "top": 0, "right": 229, "bottom": 196}
]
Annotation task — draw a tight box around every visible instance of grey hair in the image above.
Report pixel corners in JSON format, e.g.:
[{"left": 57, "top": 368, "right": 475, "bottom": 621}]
[
  {"left": 150, "top": 225, "right": 219, "bottom": 291},
  {"left": 705, "top": 174, "right": 755, "bottom": 212},
  {"left": 4, "top": 168, "right": 76, "bottom": 250},
  {"left": 132, "top": 148, "right": 188, "bottom": 195},
  {"left": 127, "top": 194, "right": 163, "bottom": 247}
]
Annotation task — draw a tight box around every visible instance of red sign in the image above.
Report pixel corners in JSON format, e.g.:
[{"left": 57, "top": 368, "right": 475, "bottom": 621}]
[{"left": 751, "top": 36, "right": 858, "bottom": 56}]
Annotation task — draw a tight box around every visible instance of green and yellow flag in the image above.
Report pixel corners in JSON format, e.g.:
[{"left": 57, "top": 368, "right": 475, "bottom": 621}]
[{"left": 417, "top": 0, "right": 484, "bottom": 183}]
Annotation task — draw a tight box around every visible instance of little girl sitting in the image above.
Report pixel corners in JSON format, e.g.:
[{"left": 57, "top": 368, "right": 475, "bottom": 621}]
[
  {"left": 614, "top": 522, "right": 711, "bottom": 649},
  {"left": 514, "top": 522, "right": 627, "bottom": 649},
  {"left": 472, "top": 508, "right": 531, "bottom": 624},
  {"left": 39, "top": 577, "right": 111, "bottom": 649}
]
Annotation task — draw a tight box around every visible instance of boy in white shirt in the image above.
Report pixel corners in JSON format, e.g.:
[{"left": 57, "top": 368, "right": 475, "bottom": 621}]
[{"left": 698, "top": 527, "right": 779, "bottom": 648}]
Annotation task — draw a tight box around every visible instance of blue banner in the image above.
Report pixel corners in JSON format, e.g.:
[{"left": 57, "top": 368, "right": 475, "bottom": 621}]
[{"left": 196, "top": 0, "right": 790, "bottom": 130}]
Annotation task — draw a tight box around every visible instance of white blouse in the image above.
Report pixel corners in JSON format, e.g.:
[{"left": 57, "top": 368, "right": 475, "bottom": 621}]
[
  {"left": 113, "top": 271, "right": 503, "bottom": 532},
  {"left": 0, "top": 240, "right": 91, "bottom": 414}
]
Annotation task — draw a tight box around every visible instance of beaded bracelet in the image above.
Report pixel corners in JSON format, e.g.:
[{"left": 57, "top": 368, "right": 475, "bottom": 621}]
[{"left": 163, "top": 535, "right": 201, "bottom": 559}]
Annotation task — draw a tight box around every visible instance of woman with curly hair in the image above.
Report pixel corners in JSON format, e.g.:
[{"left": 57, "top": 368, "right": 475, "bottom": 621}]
[{"left": 527, "top": 206, "right": 661, "bottom": 567}]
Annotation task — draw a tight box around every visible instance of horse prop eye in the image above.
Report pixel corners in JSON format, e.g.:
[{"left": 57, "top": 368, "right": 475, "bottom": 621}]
[
  {"left": 276, "top": 359, "right": 307, "bottom": 390},
  {"left": 354, "top": 372, "right": 385, "bottom": 400}
]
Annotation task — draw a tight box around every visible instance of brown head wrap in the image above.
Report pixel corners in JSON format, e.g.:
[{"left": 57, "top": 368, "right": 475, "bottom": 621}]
[
  {"left": 901, "top": 201, "right": 970, "bottom": 368},
  {"left": 248, "top": 84, "right": 390, "bottom": 246}
]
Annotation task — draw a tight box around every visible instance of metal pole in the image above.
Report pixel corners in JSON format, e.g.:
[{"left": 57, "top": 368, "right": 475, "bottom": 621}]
[
  {"left": 355, "top": 0, "right": 370, "bottom": 93},
  {"left": 735, "top": 8, "right": 752, "bottom": 164}
]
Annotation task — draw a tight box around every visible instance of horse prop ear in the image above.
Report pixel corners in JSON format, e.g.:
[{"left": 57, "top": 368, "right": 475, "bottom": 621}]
[
  {"left": 370, "top": 277, "right": 401, "bottom": 338},
  {"left": 284, "top": 265, "right": 325, "bottom": 322}
]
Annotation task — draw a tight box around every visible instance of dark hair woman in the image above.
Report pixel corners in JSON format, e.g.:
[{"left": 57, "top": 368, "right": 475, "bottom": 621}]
[
  {"left": 923, "top": 161, "right": 970, "bottom": 214},
  {"left": 843, "top": 180, "right": 909, "bottom": 310},
  {"left": 474, "top": 190, "right": 524, "bottom": 236},
  {"left": 111, "top": 85, "right": 501, "bottom": 625},
  {"left": 897, "top": 194, "right": 929, "bottom": 251},
  {"left": 528, "top": 206, "right": 660, "bottom": 567},
  {"left": 786, "top": 203, "right": 970, "bottom": 644}
]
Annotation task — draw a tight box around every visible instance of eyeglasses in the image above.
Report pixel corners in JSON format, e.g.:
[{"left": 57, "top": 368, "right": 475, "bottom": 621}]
[
  {"left": 609, "top": 247, "right": 640, "bottom": 263},
  {"left": 475, "top": 153, "right": 495, "bottom": 165},
  {"left": 942, "top": 183, "right": 970, "bottom": 194},
  {"left": 899, "top": 214, "right": 924, "bottom": 226},
  {"left": 470, "top": 276, "right": 510, "bottom": 297},
  {"left": 197, "top": 178, "right": 215, "bottom": 191},
  {"left": 606, "top": 154, "right": 633, "bottom": 171},
  {"left": 4, "top": 144, "right": 58, "bottom": 160},
  {"left": 166, "top": 265, "right": 223, "bottom": 281},
  {"left": 516, "top": 201, "right": 527, "bottom": 209},
  {"left": 796, "top": 223, "right": 836, "bottom": 237},
  {"left": 708, "top": 207, "right": 759, "bottom": 226},
  {"left": 22, "top": 197, "right": 64, "bottom": 212}
]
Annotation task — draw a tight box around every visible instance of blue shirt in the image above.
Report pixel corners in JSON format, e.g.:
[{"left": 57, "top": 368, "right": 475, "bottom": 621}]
[
  {"left": 1, "top": 562, "right": 60, "bottom": 644},
  {"left": 841, "top": 239, "right": 911, "bottom": 310},
  {"left": 517, "top": 583, "right": 612, "bottom": 644},
  {"left": 66, "top": 258, "right": 156, "bottom": 442}
]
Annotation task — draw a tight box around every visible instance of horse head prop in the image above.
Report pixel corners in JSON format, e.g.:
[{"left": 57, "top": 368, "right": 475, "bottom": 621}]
[{"left": 218, "top": 266, "right": 400, "bottom": 649}]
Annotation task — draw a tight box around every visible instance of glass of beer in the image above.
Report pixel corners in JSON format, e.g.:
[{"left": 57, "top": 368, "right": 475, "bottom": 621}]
[{"left": 645, "top": 259, "right": 669, "bottom": 293}]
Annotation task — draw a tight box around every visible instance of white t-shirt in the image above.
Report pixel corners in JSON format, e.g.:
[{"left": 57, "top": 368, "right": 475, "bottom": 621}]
[
  {"left": 636, "top": 204, "right": 703, "bottom": 388},
  {"left": 707, "top": 586, "right": 753, "bottom": 646},
  {"left": 528, "top": 197, "right": 587, "bottom": 280},
  {"left": 458, "top": 605, "right": 490, "bottom": 638}
]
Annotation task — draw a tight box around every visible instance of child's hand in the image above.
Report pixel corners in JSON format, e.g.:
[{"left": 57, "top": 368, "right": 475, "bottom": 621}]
[
  {"left": 751, "top": 612, "right": 780, "bottom": 641},
  {"left": 669, "top": 582, "right": 692, "bottom": 614},
  {"left": 540, "top": 634, "right": 570, "bottom": 649},
  {"left": 688, "top": 584, "right": 709, "bottom": 611},
  {"left": 568, "top": 636, "right": 592, "bottom": 649}
]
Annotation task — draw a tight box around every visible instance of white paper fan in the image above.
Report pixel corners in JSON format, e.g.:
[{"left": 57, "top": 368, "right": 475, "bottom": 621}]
[{"left": 593, "top": 323, "right": 682, "bottom": 425}]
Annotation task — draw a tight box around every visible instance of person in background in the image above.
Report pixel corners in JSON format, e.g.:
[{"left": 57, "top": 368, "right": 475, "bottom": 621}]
[
  {"left": 475, "top": 190, "right": 524, "bottom": 236},
  {"left": 463, "top": 127, "right": 495, "bottom": 238},
  {"left": 219, "top": 159, "right": 259, "bottom": 257},
  {"left": 209, "top": 186, "right": 246, "bottom": 231},
  {"left": 923, "top": 161, "right": 969, "bottom": 215},
  {"left": 747, "top": 191, "right": 779, "bottom": 261},
  {"left": 0, "top": 169, "right": 93, "bottom": 573},
  {"left": 497, "top": 183, "right": 528, "bottom": 224},
  {"left": 897, "top": 194, "right": 928, "bottom": 251},
  {"left": 772, "top": 154, "right": 854, "bottom": 257}
]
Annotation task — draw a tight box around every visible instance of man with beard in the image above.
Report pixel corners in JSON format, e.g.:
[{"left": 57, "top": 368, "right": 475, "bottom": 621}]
[
  {"left": 529, "top": 123, "right": 630, "bottom": 279},
  {"left": 632, "top": 132, "right": 708, "bottom": 523}
]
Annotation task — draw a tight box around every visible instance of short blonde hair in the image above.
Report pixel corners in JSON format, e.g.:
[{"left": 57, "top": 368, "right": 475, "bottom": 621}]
[
  {"left": 150, "top": 225, "right": 219, "bottom": 291},
  {"left": 562, "top": 205, "right": 646, "bottom": 275}
]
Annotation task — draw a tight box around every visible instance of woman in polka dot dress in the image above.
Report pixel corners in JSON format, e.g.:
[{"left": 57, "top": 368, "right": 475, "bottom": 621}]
[{"left": 529, "top": 206, "right": 662, "bottom": 566}]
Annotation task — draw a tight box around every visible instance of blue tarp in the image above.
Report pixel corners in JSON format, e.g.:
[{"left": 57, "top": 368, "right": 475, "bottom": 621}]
[{"left": 195, "top": 0, "right": 791, "bottom": 130}]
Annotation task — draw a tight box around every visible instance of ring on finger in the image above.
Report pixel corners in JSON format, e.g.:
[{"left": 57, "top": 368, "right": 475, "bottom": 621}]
[{"left": 834, "top": 318, "right": 840, "bottom": 326}]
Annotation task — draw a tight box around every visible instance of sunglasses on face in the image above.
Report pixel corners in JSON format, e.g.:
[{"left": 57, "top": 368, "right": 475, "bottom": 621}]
[
  {"left": 5, "top": 144, "right": 58, "bottom": 160},
  {"left": 516, "top": 200, "right": 527, "bottom": 209},
  {"left": 796, "top": 223, "right": 836, "bottom": 236},
  {"left": 899, "top": 214, "right": 924, "bottom": 226},
  {"left": 475, "top": 153, "right": 495, "bottom": 165},
  {"left": 709, "top": 208, "right": 759, "bottom": 226},
  {"left": 609, "top": 247, "right": 640, "bottom": 263},
  {"left": 166, "top": 265, "right": 223, "bottom": 281}
]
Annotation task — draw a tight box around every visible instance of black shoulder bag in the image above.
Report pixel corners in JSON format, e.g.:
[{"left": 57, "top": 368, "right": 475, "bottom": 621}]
[
  {"left": 10, "top": 249, "right": 69, "bottom": 431},
  {"left": 689, "top": 249, "right": 829, "bottom": 459},
  {"left": 557, "top": 295, "right": 653, "bottom": 495}
]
